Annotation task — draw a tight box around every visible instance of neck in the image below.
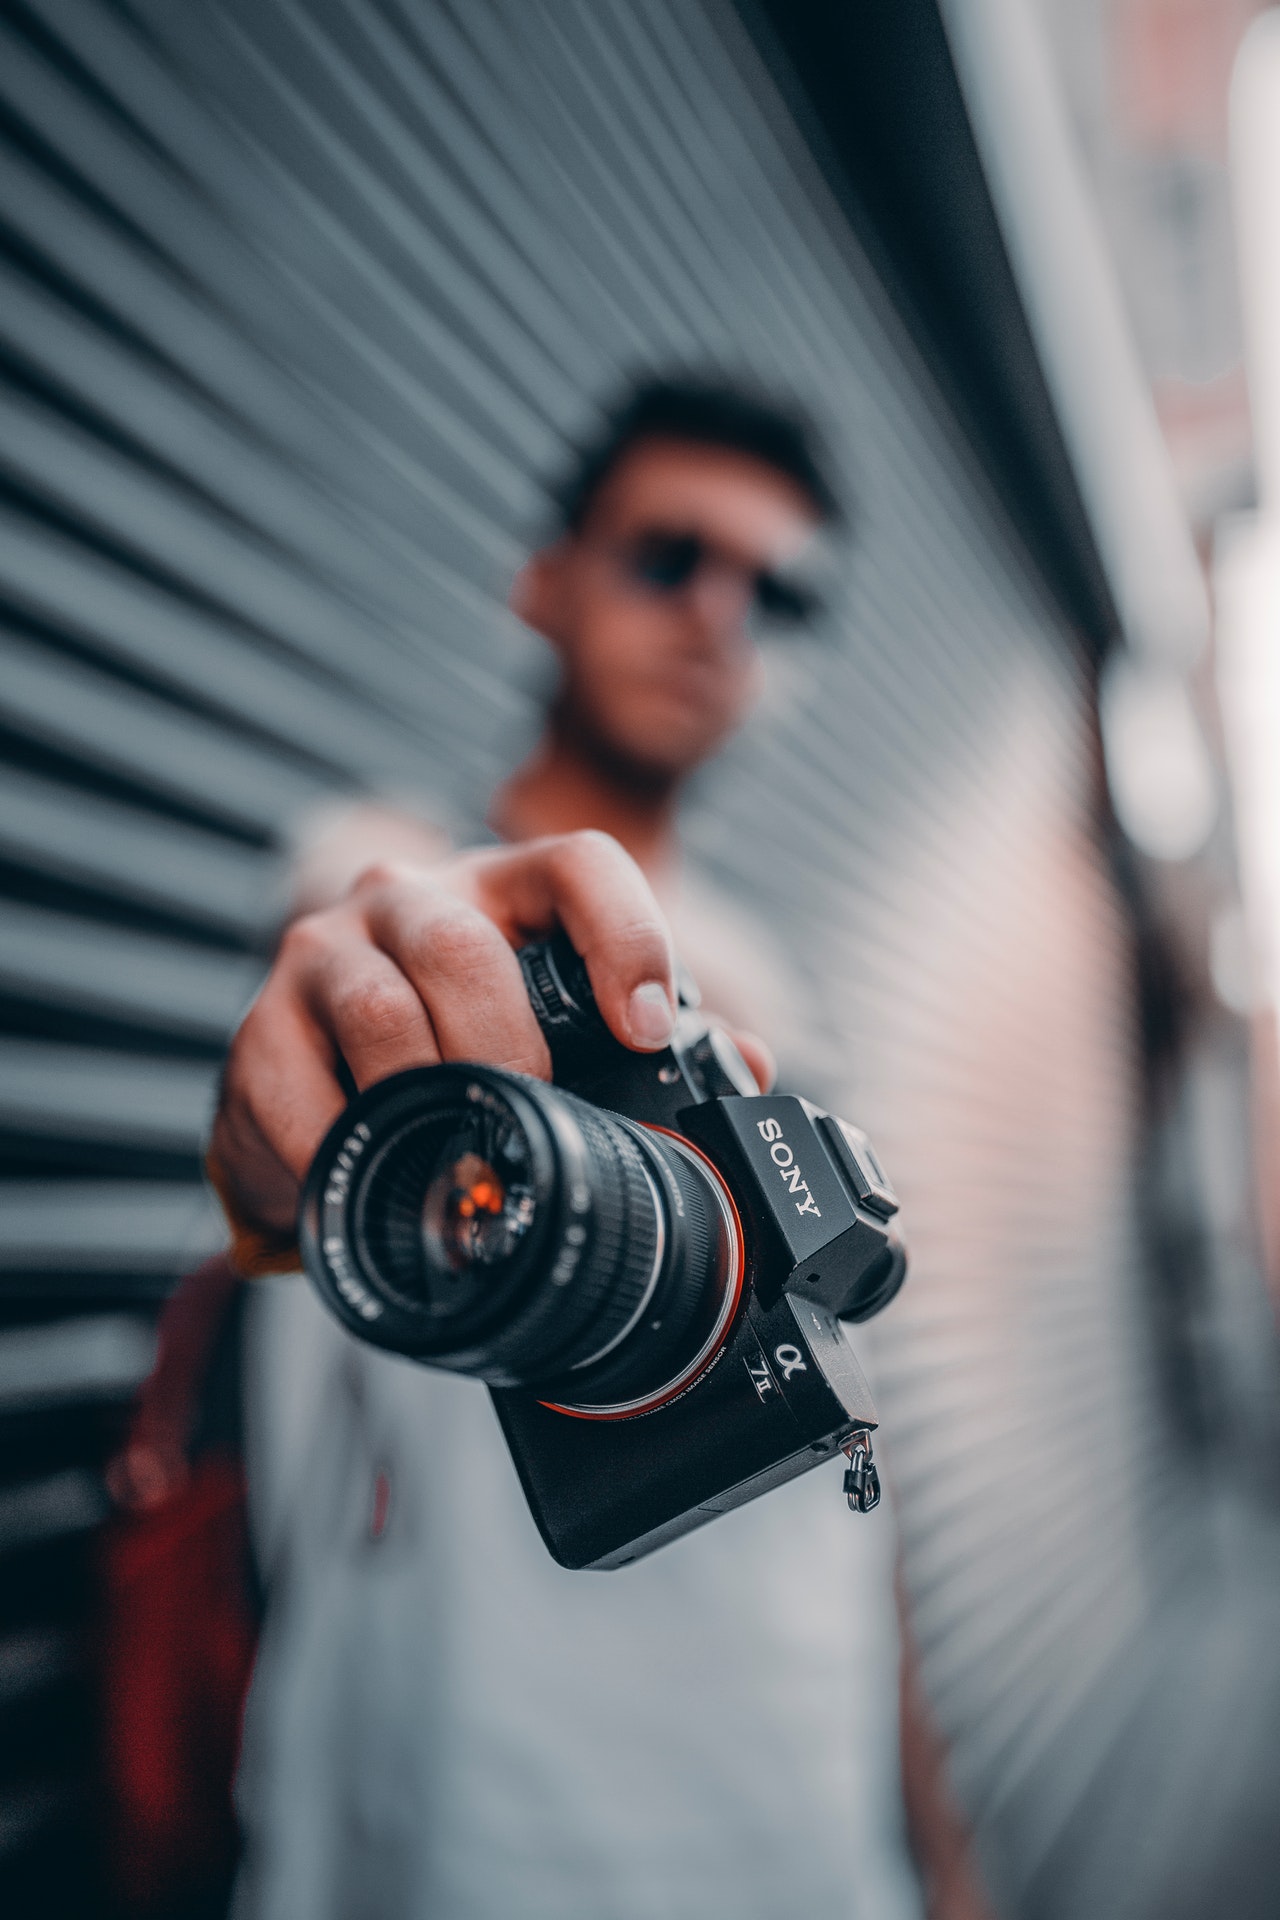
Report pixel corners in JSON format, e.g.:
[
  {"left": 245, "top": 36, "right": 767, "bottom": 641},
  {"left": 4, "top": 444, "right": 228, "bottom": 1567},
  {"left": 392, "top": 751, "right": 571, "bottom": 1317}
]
[{"left": 490, "top": 712, "right": 681, "bottom": 881}]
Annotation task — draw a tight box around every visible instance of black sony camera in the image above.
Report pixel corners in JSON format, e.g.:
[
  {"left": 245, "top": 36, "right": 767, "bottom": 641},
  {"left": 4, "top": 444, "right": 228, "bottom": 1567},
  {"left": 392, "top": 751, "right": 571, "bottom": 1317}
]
[{"left": 300, "top": 935, "right": 906, "bottom": 1569}]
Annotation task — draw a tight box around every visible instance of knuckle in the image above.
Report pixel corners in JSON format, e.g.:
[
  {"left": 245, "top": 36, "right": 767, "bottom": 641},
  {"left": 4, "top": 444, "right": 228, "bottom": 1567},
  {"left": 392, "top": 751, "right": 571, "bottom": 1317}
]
[
  {"left": 568, "top": 826, "right": 621, "bottom": 860},
  {"left": 347, "top": 864, "right": 412, "bottom": 898},
  {"left": 560, "top": 827, "right": 623, "bottom": 870},
  {"left": 278, "top": 911, "right": 331, "bottom": 967},
  {"left": 421, "top": 907, "right": 501, "bottom": 981},
  {"left": 329, "top": 971, "right": 419, "bottom": 1047}
]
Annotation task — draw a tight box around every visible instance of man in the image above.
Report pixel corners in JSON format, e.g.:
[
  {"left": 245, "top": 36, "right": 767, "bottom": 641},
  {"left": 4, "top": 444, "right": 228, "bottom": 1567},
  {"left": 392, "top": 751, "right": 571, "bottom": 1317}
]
[{"left": 214, "top": 381, "right": 930, "bottom": 1918}]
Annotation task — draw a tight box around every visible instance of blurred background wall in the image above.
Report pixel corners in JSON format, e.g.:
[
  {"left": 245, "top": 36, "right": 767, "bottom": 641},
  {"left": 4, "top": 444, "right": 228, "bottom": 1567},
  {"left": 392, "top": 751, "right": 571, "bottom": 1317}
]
[{"left": 0, "top": 1, "right": 1276, "bottom": 1916}]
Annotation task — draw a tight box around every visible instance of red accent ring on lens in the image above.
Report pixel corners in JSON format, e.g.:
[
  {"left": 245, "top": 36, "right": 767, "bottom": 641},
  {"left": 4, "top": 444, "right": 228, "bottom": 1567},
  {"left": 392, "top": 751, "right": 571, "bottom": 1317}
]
[{"left": 539, "top": 1126, "right": 746, "bottom": 1422}]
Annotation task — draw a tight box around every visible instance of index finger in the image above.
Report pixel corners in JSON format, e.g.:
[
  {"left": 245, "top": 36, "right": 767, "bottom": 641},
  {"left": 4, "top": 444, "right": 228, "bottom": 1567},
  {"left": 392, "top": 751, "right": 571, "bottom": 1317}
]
[{"left": 458, "top": 831, "right": 677, "bottom": 1052}]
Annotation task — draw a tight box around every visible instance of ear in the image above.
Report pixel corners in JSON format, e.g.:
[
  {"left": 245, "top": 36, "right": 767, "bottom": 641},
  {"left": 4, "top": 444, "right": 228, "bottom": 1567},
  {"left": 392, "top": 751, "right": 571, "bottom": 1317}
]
[{"left": 510, "top": 544, "right": 569, "bottom": 649}]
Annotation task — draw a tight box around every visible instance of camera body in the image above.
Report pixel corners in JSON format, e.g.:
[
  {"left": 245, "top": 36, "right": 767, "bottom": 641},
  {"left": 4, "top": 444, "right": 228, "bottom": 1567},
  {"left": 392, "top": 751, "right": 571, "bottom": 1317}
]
[{"left": 301, "top": 936, "right": 905, "bottom": 1570}]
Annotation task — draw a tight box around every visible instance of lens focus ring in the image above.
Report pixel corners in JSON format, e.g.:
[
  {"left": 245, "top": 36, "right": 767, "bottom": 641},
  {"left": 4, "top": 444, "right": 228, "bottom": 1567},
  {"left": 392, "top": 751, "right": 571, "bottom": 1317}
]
[{"left": 527, "top": 1093, "right": 660, "bottom": 1376}]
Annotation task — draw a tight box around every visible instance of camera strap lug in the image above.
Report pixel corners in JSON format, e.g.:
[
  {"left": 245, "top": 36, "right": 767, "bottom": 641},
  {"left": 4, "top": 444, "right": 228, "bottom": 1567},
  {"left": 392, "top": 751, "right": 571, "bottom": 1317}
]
[{"left": 841, "top": 1430, "right": 881, "bottom": 1514}]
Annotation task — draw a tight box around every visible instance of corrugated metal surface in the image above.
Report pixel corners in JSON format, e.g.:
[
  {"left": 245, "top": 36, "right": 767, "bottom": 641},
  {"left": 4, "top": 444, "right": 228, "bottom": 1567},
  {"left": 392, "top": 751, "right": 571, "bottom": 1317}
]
[{"left": 0, "top": 2, "right": 1273, "bottom": 1915}]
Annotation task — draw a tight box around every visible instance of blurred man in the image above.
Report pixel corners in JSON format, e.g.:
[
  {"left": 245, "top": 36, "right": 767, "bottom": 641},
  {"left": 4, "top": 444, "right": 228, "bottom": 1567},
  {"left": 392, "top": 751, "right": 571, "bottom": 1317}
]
[{"left": 213, "top": 382, "right": 935, "bottom": 1919}]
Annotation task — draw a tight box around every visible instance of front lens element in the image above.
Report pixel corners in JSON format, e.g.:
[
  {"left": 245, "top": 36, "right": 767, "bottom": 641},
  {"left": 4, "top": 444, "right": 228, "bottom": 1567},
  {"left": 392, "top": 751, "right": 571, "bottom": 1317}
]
[
  {"left": 354, "top": 1095, "right": 539, "bottom": 1336},
  {"left": 421, "top": 1141, "right": 535, "bottom": 1276}
]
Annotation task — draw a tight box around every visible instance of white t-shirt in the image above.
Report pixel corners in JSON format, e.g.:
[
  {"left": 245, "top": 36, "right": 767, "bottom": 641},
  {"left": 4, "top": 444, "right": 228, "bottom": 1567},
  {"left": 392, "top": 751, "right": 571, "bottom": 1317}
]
[{"left": 232, "top": 860, "right": 922, "bottom": 1920}]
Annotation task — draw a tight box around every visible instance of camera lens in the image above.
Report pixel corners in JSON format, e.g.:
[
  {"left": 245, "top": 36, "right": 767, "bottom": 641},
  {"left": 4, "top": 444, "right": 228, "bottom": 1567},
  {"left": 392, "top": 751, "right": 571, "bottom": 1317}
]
[{"left": 300, "top": 1066, "right": 743, "bottom": 1409}]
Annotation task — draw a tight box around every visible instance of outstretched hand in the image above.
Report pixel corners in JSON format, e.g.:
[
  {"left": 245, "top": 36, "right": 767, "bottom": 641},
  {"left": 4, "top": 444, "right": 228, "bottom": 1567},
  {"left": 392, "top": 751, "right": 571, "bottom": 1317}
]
[{"left": 209, "top": 830, "right": 682, "bottom": 1273}]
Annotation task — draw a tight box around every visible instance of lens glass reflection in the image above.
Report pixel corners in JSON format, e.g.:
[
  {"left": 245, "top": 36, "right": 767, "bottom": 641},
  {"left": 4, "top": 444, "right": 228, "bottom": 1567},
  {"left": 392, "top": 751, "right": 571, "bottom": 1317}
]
[
  {"left": 422, "top": 1146, "right": 534, "bottom": 1273},
  {"left": 416, "top": 1111, "right": 536, "bottom": 1314},
  {"left": 355, "top": 1097, "right": 539, "bottom": 1325}
]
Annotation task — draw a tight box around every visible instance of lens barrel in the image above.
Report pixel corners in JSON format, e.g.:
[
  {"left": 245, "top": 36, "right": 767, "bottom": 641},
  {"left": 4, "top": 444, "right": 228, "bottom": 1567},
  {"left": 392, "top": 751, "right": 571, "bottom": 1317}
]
[{"left": 300, "top": 1066, "right": 741, "bottom": 1407}]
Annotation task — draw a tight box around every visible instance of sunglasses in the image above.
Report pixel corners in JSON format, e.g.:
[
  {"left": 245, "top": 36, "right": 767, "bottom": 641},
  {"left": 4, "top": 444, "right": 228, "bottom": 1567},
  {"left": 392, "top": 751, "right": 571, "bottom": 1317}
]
[{"left": 614, "top": 530, "right": 825, "bottom": 630}]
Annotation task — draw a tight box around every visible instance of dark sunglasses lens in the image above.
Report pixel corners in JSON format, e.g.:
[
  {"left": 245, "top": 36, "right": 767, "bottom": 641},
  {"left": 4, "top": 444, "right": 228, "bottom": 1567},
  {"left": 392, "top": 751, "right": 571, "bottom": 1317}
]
[
  {"left": 628, "top": 534, "right": 702, "bottom": 592},
  {"left": 754, "top": 573, "right": 822, "bottom": 628}
]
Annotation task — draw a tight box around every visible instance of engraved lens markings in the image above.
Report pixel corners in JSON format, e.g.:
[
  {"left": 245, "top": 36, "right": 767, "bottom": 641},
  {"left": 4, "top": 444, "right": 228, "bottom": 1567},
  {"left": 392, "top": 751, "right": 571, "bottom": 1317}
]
[{"left": 322, "top": 1122, "right": 382, "bottom": 1318}]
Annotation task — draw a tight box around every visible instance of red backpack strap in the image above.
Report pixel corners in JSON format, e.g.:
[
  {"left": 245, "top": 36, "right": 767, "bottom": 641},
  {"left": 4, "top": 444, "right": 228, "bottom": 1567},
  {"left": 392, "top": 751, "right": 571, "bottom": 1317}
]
[
  {"left": 97, "top": 1251, "right": 258, "bottom": 1911},
  {"left": 107, "top": 1252, "right": 246, "bottom": 1511}
]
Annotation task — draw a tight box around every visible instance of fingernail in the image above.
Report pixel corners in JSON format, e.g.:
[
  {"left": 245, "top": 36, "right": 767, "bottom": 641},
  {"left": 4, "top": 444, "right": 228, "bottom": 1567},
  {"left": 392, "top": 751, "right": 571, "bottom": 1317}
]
[{"left": 627, "top": 981, "right": 675, "bottom": 1049}]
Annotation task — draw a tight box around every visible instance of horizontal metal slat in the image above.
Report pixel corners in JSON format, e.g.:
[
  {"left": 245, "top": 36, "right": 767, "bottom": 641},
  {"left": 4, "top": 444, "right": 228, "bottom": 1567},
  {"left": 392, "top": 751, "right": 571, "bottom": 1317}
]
[
  {"left": 0, "top": 1181, "right": 224, "bottom": 1272},
  {"left": 0, "top": 900, "right": 261, "bottom": 1040},
  {"left": 0, "top": 390, "right": 445, "bottom": 722},
  {"left": 0, "top": 1314, "right": 155, "bottom": 1412},
  {"left": 0, "top": 1777, "right": 81, "bottom": 1865},
  {"left": 0, "top": 628, "right": 333, "bottom": 837},
  {"left": 365, "top": 0, "right": 689, "bottom": 360},
  {"left": 0, "top": 1468, "right": 108, "bottom": 1554},
  {"left": 0, "top": 763, "right": 281, "bottom": 938},
  {"left": 0, "top": 258, "right": 519, "bottom": 607},
  {"left": 0, "top": 377, "right": 526, "bottom": 728},
  {"left": 0, "top": 14, "right": 542, "bottom": 519},
  {"left": 0, "top": 510, "right": 440, "bottom": 782},
  {"left": 0, "top": 136, "right": 520, "bottom": 555},
  {"left": 0, "top": 1042, "right": 216, "bottom": 1150},
  {"left": 209, "top": 6, "right": 587, "bottom": 424},
  {"left": 0, "top": 1629, "right": 75, "bottom": 1711},
  {"left": 488, "top": 5, "right": 745, "bottom": 351},
  {"left": 270, "top": 0, "right": 621, "bottom": 379}
]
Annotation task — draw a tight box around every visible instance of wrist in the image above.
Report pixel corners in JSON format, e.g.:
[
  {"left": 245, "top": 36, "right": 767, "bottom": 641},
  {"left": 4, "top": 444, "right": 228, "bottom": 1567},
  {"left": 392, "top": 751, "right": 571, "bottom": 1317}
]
[{"left": 204, "top": 1143, "right": 302, "bottom": 1277}]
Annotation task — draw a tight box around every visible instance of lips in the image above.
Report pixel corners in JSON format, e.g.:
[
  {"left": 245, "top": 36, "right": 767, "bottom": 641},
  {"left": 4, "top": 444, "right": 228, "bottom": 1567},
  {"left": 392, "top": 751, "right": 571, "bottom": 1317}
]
[{"left": 633, "top": 664, "right": 738, "bottom": 713}]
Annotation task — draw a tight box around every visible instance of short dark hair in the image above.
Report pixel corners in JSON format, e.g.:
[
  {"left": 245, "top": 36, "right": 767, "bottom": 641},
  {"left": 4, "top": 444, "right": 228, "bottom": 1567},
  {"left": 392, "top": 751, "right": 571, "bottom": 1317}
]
[{"left": 549, "top": 376, "right": 843, "bottom": 533}]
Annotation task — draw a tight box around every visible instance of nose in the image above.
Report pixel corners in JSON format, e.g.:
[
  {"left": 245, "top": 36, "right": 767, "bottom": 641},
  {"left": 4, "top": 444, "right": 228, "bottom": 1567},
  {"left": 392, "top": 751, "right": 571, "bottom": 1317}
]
[{"left": 684, "top": 559, "right": 754, "bottom": 650}]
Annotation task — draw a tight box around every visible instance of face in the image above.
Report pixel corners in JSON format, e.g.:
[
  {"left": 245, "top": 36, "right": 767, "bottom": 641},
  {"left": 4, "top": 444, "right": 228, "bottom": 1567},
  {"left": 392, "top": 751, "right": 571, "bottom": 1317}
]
[{"left": 513, "top": 438, "right": 823, "bottom": 785}]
